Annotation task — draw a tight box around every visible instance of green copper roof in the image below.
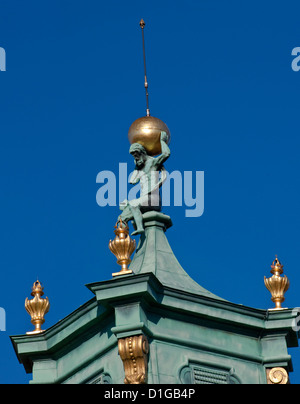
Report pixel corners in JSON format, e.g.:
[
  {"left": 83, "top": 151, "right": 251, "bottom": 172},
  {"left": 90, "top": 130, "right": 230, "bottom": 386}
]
[{"left": 129, "top": 211, "right": 225, "bottom": 300}]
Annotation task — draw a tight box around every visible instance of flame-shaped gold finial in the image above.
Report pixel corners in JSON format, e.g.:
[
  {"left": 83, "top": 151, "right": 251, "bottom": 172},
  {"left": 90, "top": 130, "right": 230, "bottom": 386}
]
[
  {"left": 109, "top": 219, "right": 136, "bottom": 277},
  {"left": 264, "top": 257, "right": 290, "bottom": 310},
  {"left": 25, "top": 280, "right": 50, "bottom": 335}
]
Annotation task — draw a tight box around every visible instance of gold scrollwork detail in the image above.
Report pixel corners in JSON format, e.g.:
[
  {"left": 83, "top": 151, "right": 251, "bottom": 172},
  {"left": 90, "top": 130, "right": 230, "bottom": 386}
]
[
  {"left": 267, "top": 367, "right": 289, "bottom": 384},
  {"left": 118, "top": 335, "right": 149, "bottom": 384}
]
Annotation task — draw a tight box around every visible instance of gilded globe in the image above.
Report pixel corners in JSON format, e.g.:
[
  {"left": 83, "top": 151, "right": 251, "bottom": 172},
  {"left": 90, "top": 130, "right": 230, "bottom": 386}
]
[{"left": 128, "top": 116, "right": 171, "bottom": 156}]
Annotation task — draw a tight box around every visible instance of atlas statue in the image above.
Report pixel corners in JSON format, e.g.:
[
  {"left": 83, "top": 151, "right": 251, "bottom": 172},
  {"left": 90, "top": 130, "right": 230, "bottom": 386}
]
[{"left": 119, "top": 130, "right": 170, "bottom": 235}]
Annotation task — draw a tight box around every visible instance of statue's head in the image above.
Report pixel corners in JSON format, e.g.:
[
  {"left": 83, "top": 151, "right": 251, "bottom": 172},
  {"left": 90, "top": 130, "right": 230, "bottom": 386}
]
[{"left": 129, "top": 143, "right": 148, "bottom": 169}]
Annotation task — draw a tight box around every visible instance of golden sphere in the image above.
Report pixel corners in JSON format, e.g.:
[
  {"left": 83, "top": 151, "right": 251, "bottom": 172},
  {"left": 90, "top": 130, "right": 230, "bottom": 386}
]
[{"left": 128, "top": 116, "right": 171, "bottom": 156}]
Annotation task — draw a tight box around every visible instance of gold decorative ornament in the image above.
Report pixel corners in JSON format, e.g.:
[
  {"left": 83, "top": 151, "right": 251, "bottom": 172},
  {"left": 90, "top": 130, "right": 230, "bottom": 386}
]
[
  {"left": 267, "top": 367, "right": 289, "bottom": 384},
  {"left": 25, "top": 280, "right": 50, "bottom": 335},
  {"left": 118, "top": 335, "right": 149, "bottom": 384},
  {"left": 109, "top": 219, "right": 136, "bottom": 277},
  {"left": 264, "top": 257, "right": 290, "bottom": 310},
  {"left": 128, "top": 116, "right": 171, "bottom": 156}
]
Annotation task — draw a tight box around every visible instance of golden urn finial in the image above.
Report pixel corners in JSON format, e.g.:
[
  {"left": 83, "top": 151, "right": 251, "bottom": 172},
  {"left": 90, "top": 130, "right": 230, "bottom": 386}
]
[
  {"left": 109, "top": 219, "right": 136, "bottom": 277},
  {"left": 25, "top": 280, "right": 50, "bottom": 335},
  {"left": 264, "top": 257, "right": 290, "bottom": 310}
]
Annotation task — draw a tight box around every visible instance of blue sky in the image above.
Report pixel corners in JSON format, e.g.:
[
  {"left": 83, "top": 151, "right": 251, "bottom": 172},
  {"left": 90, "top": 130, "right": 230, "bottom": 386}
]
[{"left": 0, "top": 0, "right": 300, "bottom": 383}]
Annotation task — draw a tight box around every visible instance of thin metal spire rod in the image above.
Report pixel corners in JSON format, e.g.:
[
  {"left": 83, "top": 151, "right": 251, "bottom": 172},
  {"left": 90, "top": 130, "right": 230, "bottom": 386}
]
[{"left": 140, "top": 19, "right": 150, "bottom": 117}]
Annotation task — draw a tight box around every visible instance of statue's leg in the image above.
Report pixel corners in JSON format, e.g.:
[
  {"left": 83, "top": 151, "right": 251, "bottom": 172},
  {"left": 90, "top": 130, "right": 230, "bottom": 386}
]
[
  {"left": 119, "top": 205, "right": 133, "bottom": 223},
  {"left": 119, "top": 204, "right": 144, "bottom": 235},
  {"left": 130, "top": 206, "right": 144, "bottom": 236}
]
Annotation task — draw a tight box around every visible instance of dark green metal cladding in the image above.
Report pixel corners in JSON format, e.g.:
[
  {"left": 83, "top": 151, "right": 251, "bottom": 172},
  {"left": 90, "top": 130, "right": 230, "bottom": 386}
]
[{"left": 129, "top": 212, "right": 224, "bottom": 299}]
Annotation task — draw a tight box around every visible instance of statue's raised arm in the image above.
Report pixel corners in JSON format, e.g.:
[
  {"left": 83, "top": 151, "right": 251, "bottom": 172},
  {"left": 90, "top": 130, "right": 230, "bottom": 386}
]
[{"left": 152, "top": 131, "right": 171, "bottom": 169}]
